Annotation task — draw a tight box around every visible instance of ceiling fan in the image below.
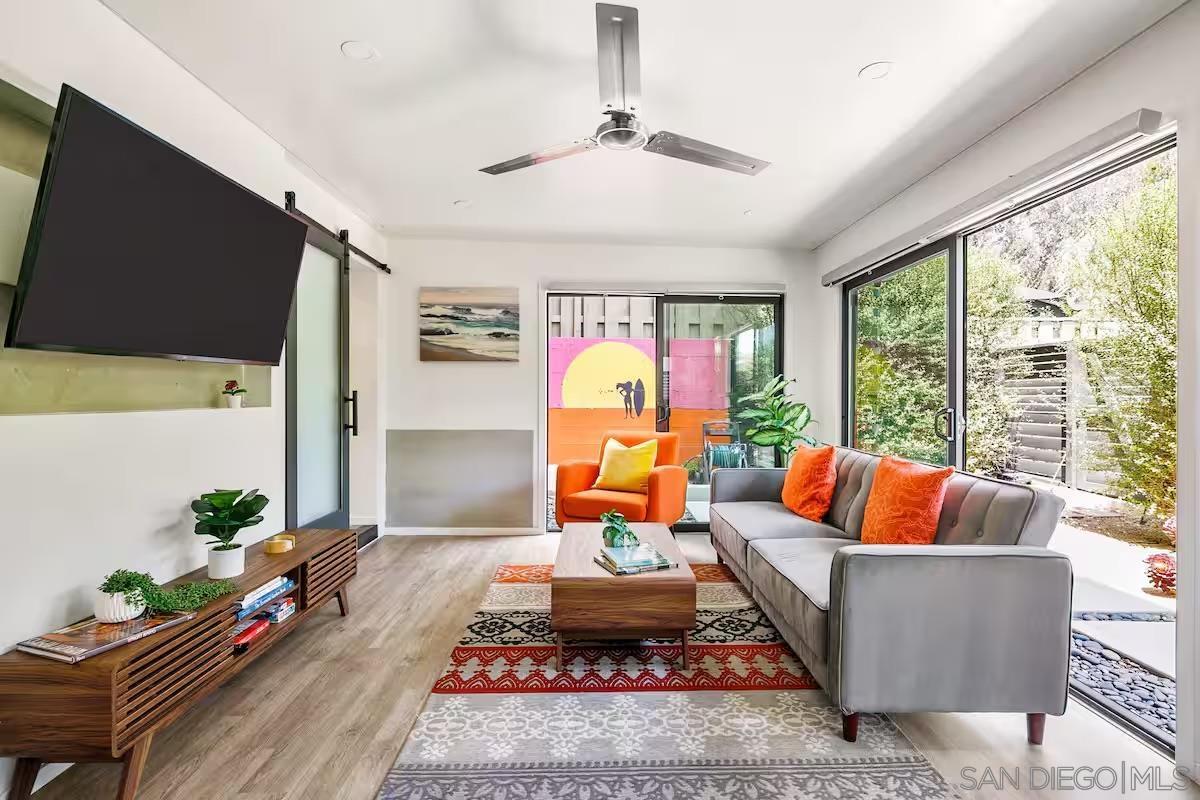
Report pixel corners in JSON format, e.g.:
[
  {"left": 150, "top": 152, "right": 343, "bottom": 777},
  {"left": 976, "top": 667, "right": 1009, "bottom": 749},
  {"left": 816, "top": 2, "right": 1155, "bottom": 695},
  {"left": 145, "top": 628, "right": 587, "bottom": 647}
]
[{"left": 479, "top": 3, "right": 770, "bottom": 177}]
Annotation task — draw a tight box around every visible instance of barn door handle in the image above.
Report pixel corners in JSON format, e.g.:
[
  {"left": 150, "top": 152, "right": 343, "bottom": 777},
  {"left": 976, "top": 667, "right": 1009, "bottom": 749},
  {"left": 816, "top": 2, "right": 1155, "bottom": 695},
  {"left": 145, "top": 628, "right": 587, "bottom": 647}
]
[{"left": 344, "top": 390, "right": 359, "bottom": 436}]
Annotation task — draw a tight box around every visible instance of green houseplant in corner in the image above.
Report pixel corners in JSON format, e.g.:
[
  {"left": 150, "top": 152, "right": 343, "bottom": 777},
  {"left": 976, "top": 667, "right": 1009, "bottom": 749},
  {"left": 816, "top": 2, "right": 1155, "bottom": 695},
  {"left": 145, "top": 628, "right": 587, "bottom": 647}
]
[
  {"left": 735, "top": 375, "right": 817, "bottom": 463},
  {"left": 192, "top": 489, "right": 270, "bottom": 578}
]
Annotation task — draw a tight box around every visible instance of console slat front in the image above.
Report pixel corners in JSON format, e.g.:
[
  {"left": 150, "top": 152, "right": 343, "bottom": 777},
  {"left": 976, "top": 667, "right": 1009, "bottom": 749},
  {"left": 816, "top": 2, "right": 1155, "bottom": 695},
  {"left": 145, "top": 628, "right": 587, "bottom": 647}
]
[{"left": 0, "top": 528, "right": 357, "bottom": 784}]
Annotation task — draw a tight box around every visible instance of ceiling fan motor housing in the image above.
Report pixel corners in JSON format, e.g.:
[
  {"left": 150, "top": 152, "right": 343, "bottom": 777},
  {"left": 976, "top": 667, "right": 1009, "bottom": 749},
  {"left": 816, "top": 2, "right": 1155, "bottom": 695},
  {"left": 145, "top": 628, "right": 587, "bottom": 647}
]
[{"left": 595, "top": 113, "right": 650, "bottom": 151}]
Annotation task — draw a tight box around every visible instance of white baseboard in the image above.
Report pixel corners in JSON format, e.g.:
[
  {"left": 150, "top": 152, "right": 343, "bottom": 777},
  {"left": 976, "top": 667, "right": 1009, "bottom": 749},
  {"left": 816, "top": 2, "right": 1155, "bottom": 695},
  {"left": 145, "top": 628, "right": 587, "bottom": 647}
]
[{"left": 382, "top": 527, "right": 546, "bottom": 537}]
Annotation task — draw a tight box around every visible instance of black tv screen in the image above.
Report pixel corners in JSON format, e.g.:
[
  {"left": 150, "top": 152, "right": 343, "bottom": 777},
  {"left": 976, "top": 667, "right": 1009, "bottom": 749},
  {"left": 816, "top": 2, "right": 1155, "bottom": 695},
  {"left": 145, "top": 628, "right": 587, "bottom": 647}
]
[{"left": 4, "top": 86, "right": 307, "bottom": 365}]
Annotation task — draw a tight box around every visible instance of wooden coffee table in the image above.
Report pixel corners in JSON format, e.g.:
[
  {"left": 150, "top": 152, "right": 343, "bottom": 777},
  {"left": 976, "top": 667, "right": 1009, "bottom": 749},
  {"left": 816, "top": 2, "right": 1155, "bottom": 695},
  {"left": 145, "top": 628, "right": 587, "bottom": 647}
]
[{"left": 551, "top": 522, "right": 697, "bottom": 670}]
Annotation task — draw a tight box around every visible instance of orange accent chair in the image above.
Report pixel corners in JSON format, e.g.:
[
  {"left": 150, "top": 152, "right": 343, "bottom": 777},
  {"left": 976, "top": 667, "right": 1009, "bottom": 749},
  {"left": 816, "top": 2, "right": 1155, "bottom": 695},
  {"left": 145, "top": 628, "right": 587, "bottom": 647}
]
[{"left": 555, "top": 430, "right": 688, "bottom": 528}]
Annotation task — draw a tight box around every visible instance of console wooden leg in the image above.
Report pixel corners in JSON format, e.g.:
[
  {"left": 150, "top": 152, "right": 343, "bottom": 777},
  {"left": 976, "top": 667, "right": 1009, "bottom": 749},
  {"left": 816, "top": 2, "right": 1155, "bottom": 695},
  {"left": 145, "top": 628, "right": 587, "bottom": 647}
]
[
  {"left": 681, "top": 629, "right": 690, "bottom": 670},
  {"left": 1027, "top": 712, "right": 1046, "bottom": 745},
  {"left": 555, "top": 632, "right": 564, "bottom": 672},
  {"left": 842, "top": 712, "right": 860, "bottom": 742},
  {"left": 9, "top": 758, "right": 40, "bottom": 800},
  {"left": 118, "top": 733, "right": 153, "bottom": 800},
  {"left": 336, "top": 587, "right": 350, "bottom": 617}
]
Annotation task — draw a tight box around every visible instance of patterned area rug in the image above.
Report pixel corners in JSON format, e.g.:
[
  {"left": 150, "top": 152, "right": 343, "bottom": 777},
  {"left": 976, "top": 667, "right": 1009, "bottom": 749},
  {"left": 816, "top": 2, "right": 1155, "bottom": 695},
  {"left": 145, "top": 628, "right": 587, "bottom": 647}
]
[{"left": 378, "top": 563, "right": 955, "bottom": 799}]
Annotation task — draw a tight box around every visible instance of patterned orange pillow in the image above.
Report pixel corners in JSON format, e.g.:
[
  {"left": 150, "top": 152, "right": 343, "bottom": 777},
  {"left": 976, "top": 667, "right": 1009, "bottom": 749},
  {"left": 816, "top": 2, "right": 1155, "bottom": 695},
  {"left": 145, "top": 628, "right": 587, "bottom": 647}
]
[
  {"left": 861, "top": 456, "right": 955, "bottom": 544},
  {"left": 781, "top": 445, "right": 837, "bottom": 522}
]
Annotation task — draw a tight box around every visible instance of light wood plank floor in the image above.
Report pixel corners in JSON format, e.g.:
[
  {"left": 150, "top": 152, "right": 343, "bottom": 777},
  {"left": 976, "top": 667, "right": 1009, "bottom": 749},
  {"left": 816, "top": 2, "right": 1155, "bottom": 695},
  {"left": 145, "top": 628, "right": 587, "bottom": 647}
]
[{"left": 32, "top": 534, "right": 1197, "bottom": 799}]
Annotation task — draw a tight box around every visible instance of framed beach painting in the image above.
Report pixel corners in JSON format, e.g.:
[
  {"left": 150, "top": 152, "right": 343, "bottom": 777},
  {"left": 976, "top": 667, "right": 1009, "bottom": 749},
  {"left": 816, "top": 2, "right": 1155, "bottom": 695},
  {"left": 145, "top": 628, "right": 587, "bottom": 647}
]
[{"left": 418, "top": 287, "right": 520, "bottom": 362}]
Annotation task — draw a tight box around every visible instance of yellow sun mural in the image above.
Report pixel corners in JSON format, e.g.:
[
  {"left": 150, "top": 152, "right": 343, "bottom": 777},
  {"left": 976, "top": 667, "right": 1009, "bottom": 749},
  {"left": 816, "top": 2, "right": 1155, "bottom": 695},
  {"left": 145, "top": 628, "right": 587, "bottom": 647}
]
[{"left": 561, "top": 341, "right": 656, "bottom": 411}]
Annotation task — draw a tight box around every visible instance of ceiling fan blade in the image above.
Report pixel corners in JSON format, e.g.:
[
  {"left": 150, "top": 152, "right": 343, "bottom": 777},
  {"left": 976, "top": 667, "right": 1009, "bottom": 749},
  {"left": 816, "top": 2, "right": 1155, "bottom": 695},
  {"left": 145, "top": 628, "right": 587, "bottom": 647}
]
[
  {"left": 644, "top": 131, "right": 770, "bottom": 176},
  {"left": 596, "top": 3, "right": 641, "bottom": 114},
  {"left": 479, "top": 138, "right": 598, "bottom": 175}
]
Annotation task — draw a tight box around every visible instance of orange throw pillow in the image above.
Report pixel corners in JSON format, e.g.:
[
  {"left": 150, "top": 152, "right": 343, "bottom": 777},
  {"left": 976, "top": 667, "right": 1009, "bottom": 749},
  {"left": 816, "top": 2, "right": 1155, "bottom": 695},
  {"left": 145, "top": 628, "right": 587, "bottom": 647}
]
[
  {"left": 781, "top": 445, "right": 837, "bottom": 522},
  {"left": 861, "top": 456, "right": 955, "bottom": 545}
]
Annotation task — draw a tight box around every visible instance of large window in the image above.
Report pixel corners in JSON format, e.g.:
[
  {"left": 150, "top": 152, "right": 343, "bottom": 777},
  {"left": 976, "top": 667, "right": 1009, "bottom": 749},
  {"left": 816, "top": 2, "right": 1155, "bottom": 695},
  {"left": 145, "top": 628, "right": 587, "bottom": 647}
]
[{"left": 841, "top": 143, "right": 1179, "bottom": 752}]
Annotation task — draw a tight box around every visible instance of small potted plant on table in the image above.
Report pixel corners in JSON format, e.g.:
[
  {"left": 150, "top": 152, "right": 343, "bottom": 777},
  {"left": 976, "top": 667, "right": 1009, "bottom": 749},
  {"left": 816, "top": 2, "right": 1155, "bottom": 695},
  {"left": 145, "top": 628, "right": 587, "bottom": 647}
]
[
  {"left": 222, "top": 380, "right": 247, "bottom": 409},
  {"left": 192, "top": 489, "right": 270, "bottom": 578}
]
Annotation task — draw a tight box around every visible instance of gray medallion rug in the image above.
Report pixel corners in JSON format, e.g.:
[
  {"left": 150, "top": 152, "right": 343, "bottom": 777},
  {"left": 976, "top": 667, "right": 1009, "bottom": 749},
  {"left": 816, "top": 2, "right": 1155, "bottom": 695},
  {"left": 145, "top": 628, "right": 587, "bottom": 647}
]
[{"left": 378, "top": 562, "right": 956, "bottom": 799}]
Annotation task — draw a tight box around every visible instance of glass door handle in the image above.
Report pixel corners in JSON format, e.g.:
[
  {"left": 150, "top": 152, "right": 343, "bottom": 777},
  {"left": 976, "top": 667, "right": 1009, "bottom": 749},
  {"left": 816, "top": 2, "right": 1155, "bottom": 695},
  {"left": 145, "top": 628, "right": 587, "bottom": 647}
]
[
  {"left": 344, "top": 390, "right": 359, "bottom": 437},
  {"left": 933, "top": 407, "right": 956, "bottom": 442}
]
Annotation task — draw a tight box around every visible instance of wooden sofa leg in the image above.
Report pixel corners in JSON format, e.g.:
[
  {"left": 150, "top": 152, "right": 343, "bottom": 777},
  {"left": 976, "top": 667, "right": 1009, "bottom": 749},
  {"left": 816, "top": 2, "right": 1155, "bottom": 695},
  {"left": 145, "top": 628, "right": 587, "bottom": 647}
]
[
  {"left": 842, "top": 712, "right": 859, "bottom": 742},
  {"left": 1027, "top": 713, "right": 1046, "bottom": 745}
]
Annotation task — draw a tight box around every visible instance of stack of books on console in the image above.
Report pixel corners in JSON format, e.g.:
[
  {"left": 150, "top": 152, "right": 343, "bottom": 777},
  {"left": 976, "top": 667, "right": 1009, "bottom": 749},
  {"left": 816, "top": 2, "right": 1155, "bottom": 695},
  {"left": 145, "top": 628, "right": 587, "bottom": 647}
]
[
  {"left": 236, "top": 576, "right": 295, "bottom": 621},
  {"left": 594, "top": 543, "right": 678, "bottom": 576},
  {"left": 231, "top": 576, "right": 297, "bottom": 651}
]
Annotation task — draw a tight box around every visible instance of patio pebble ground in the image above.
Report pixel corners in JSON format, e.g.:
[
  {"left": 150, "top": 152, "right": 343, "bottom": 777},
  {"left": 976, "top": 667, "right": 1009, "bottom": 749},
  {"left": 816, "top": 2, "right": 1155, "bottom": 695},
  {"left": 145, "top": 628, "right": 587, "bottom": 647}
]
[
  {"left": 1075, "top": 611, "right": 1175, "bottom": 622},
  {"left": 1070, "top": 629, "right": 1176, "bottom": 746}
]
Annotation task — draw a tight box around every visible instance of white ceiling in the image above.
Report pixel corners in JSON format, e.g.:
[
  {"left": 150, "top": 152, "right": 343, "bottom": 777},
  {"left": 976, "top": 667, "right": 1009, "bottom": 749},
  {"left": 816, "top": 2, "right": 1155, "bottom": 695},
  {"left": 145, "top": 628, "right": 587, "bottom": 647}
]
[{"left": 102, "top": 0, "right": 1184, "bottom": 249}]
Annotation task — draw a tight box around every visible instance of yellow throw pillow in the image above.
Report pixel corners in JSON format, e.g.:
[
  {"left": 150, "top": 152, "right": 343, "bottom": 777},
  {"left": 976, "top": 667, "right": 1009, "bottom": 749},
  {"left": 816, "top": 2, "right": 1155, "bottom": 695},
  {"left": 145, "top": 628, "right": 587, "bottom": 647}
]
[{"left": 592, "top": 438, "right": 658, "bottom": 494}]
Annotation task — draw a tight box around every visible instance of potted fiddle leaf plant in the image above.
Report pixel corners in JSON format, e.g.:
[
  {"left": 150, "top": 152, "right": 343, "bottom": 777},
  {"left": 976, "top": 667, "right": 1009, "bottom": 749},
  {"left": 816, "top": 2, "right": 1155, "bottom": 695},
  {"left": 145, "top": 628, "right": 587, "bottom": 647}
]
[
  {"left": 192, "top": 489, "right": 270, "bottom": 578},
  {"left": 222, "top": 379, "right": 247, "bottom": 409}
]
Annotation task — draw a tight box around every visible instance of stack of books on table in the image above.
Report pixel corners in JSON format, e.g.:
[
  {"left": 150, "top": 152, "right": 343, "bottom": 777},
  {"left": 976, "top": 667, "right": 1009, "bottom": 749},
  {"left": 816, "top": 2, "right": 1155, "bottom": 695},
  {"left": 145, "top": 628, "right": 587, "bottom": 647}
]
[
  {"left": 236, "top": 576, "right": 296, "bottom": 622},
  {"left": 594, "top": 543, "right": 678, "bottom": 576},
  {"left": 231, "top": 582, "right": 300, "bottom": 652}
]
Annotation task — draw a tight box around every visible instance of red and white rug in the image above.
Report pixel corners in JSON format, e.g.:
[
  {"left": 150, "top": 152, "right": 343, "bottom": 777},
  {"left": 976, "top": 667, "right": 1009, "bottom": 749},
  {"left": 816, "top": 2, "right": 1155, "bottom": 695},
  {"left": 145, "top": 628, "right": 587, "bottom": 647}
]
[{"left": 379, "top": 562, "right": 955, "bottom": 799}]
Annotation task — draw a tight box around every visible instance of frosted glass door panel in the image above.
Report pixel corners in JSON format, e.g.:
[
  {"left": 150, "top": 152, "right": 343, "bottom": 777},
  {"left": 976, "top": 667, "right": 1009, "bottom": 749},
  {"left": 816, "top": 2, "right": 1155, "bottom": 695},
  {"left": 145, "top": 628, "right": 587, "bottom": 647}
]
[{"left": 295, "top": 244, "right": 342, "bottom": 525}]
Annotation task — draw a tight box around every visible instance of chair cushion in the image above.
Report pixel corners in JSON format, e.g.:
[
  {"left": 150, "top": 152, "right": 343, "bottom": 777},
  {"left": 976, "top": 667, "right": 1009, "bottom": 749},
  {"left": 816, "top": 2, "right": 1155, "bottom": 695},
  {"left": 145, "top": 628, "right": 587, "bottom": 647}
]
[
  {"left": 709, "top": 501, "right": 851, "bottom": 570},
  {"left": 861, "top": 456, "right": 954, "bottom": 545},
  {"left": 782, "top": 445, "right": 837, "bottom": 521},
  {"left": 593, "top": 438, "right": 658, "bottom": 493},
  {"left": 562, "top": 488, "right": 649, "bottom": 521},
  {"left": 746, "top": 537, "right": 849, "bottom": 664}
]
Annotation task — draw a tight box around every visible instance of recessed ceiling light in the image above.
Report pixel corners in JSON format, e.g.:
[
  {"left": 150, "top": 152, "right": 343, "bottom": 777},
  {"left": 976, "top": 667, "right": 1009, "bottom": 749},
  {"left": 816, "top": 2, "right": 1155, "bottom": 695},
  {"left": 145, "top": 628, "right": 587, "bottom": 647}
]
[
  {"left": 857, "top": 61, "right": 893, "bottom": 80},
  {"left": 743, "top": 209, "right": 753, "bottom": 216},
  {"left": 452, "top": 199, "right": 472, "bottom": 208},
  {"left": 340, "top": 40, "right": 380, "bottom": 62}
]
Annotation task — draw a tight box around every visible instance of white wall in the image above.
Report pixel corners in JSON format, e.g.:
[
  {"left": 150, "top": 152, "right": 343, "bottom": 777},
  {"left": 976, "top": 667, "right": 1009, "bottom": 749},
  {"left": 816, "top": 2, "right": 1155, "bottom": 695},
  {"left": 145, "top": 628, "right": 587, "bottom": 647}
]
[
  {"left": 382, "top": 237, "right": 819, "bottom": 530},
  {"left": 809, "top": 2, "right": 1200, "bottom": 777},
  {"left": 0, "top": 1, "right": 385, "bottom": 793}
]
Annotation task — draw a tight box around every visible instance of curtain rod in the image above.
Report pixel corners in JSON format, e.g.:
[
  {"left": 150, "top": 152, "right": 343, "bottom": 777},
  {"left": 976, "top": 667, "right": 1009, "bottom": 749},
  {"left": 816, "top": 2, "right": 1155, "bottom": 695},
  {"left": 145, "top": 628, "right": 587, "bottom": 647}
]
[{"left": 283, "top": 191, "right": 390, "bottom": 274}]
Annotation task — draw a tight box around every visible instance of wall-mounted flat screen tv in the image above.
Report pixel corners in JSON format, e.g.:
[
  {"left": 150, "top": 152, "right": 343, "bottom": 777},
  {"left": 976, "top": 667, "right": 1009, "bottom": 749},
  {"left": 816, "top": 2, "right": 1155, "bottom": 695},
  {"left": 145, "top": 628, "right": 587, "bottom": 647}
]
[{"left": 4, "top": 85, "right": 307, "bottom": 365}]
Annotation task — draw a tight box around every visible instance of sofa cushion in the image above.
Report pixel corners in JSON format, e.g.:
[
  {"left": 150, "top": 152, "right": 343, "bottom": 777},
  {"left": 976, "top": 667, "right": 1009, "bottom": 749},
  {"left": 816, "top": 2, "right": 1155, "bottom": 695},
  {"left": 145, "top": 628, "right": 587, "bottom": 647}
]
[
  {"left": 861, "top": 456, "right": 955, "bottom": 545},
  {"left": 782, "top": 445, "right": 837, "bottom": 521},
  {"left": 710, "top": 501, "right": 850, "bottom": 571},
  {"left": 746, "top": 537, "right": 849, "bottom": 665},
  {"left": 562, "top": 488, "right": 648, "bottom": 521},
  {"left": 826, "top": 448, "right": 878, "bottom": 538}
]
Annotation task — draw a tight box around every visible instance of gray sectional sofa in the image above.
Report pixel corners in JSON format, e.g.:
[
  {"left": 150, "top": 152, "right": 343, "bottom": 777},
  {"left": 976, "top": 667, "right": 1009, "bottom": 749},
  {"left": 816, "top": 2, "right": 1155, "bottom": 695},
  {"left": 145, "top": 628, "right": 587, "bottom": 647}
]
[{"left": 709, "top": 446, "right": 1071, "bottom": 743}]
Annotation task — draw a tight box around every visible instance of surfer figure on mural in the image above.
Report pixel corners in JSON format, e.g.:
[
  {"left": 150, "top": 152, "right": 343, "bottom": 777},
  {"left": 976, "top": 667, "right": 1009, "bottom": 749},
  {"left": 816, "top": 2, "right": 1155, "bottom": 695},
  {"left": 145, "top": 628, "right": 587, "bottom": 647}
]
[{"left": 615, "top": 379, "right": 647, "bottom": 418}]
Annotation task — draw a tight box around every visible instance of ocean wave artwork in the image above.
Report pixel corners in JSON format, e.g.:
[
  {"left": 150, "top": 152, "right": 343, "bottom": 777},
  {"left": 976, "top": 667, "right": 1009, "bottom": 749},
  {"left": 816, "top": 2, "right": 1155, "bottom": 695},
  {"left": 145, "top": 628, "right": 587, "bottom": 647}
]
[{"left": 419, "top": 287, "right": 519, "bottom": 362}]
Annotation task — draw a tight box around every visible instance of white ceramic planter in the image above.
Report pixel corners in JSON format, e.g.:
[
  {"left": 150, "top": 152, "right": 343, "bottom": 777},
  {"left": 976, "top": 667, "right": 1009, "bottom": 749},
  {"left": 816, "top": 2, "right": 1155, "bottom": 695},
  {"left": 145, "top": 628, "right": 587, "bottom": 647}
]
[
  {"left": 208, "top": 545, "right": 245, "bottom": 578},
  {"left": 225, "top": 394, "right": 244, "bottom": 409},
  {"left": 93, "top": 590, "right": 145, "bottom": 623}
]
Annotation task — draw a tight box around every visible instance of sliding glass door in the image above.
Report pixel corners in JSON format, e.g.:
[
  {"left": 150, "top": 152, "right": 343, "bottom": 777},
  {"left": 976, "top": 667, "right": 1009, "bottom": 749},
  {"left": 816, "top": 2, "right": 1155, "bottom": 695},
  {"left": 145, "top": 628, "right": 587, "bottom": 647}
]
[
  {"left": 657, "top": 295, "right": 783, "bottom": 530},
  {"left": 844, "top": 243, "right": 959, "bottom": 466},
  {"left": 545, "top": 292, "right": 782, "bottom": 532}
]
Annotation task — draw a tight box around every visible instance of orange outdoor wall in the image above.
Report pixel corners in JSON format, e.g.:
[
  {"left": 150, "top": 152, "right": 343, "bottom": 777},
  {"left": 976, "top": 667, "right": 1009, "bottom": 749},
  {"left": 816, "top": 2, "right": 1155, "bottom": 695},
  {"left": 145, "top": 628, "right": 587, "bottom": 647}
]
[
  {"left": 668, "top": 409, "right": 731, "bottom": 464},
  {"left": 548, "top": 408, "right": 654, "bottom": 465},
  {"left": 547, "top": 407, "right": 729, "bottom": 466}
]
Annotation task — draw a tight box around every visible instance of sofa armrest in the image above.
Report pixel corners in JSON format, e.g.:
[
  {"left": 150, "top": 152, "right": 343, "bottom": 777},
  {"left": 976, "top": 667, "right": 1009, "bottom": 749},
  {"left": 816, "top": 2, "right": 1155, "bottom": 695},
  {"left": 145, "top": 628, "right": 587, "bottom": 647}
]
[
  {"left": 710, "top": 467, "right": 787, "bottom": 504},
  {"left": 647, "top": 465, "right": 688, "bottom": 524},
  {"left": 828, "top": 545, "right": 1072, "bottom": 715}
]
